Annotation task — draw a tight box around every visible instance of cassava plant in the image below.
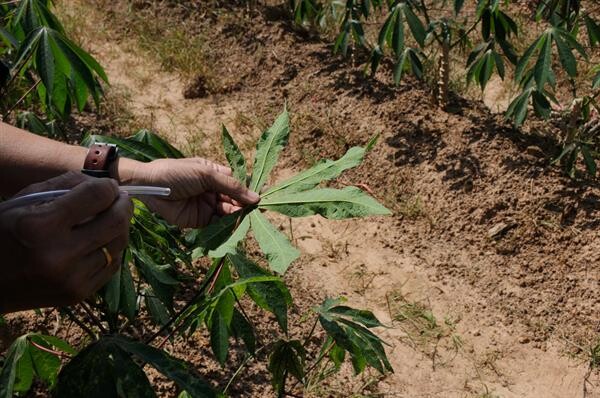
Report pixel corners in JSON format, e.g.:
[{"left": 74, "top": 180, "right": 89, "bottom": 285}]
[
  {"left": 505, "top": 0, "right": 600, "bottom": 177},
  {"left": 0, "top": 0, "right": 107, "bottom": 131},
  {"left": 1, "top": 108, "right": 393, "bottom": 397}
]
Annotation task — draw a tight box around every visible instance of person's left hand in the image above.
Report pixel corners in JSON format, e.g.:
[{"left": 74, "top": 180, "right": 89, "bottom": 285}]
[{"left": 127, "top": 158, "right": 259, "bottom": 228}]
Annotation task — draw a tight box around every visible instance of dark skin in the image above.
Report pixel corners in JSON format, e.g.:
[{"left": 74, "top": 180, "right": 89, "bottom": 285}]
[
  {"left": 0, "top": 173, "right": 132, "bottom": 313},
  {"left": 0, "top": 123, "right": 260, "bottom": 314}
]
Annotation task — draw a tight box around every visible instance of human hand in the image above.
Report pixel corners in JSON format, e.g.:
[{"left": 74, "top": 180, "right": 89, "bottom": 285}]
[
  {"left": 128, "top": 158, "right": 260, "bottom": 228},
  {"left": 0, "top": 172, "right": 133, "bottom": 314}
]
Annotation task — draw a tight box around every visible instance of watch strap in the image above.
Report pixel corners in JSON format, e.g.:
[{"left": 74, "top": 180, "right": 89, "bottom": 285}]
[{"left": 82, "top": 143, "right": 118, "bottom": 178}]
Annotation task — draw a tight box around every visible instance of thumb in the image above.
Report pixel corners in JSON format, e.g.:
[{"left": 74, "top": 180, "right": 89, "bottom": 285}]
[{"left": 205, "top": 172, "right": 260, "bottom": 205}]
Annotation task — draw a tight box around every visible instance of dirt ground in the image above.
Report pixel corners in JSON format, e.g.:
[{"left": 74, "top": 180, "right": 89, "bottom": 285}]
[{"left": 3, "top": 1, "right": 600, "bottom": 397}]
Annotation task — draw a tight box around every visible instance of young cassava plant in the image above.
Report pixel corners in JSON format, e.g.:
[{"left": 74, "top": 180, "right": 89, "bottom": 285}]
[{"left": 1, "top": 109, "right": 393, "bottom": 397}]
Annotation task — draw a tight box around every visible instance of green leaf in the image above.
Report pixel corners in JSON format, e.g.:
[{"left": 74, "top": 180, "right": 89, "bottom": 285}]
[
  {"left": 104, "top": 263, "right": 121, "bottom": 314},
  {"left": 553, "top": 31, "right": 576, "bottom": 77},
  {"left": 403, "top": 4, "right": 426, "bottom": 47},
  {"left": 268, "top": 340, "right": 305, "bottom": 396},
  {"left": 230, "top": 309, "right": 256, "bottom": 353},
  {"left": 454, "top": 0, "right": 465, "bottom": 15},
  {"left": 393, "top": 47, "right": 411, "bottom": 85},
  {"left": 110, "top": 336, "right": 217, "bottom": 397},
  {"left": 145, "top": 289, "right": 171, "bottom": 326},
  {"left": 533, "top": 32, "right": 552, "bottom": 89},
  {"left": 28, "top": 335, "right": 61, "bottom": 388},
  {"left": 315, "top": 299, "right": 392, "bottom": 375},
  {"left": 593, "top": 69, "right": 600, "bottom": 89},
  {"left": 581, "top": 145, "right": 597, "bottom": 176},
  {"left": 249, "top": 210, "right": 300, "bottom": 274},
  {"left": 37, "top": 335, "right": 77, "bottom": 356},
  {"left": 391, "top": 9, "right": 404, "bottom": 56},
  {"left": 506, "top": 88, "right": 532, "bottom": 127},
  {"left": 221, "top": 125, "right": 247, "bottom": 184},
  {"left": 377, "top": 8, "right": 396, "bottom": 48},
  {"left": 515, "top": 34, "right": 543, "bottom": 83},
  {"left": 191, "top": 210, "right": 245, "bottom": 259},
  {"left": 249, "top": 109, "right": 290, "bottom": 192},
  {"left": 35, "top": 29, "right": 54, "bottom": 94},
  {"left": 532, "top": 90, "right": 551, "bottom": 119},
  {"left": 584, "top": 15, "right": 600, "bottom": 47},
  {"left": 208, "top": 215, "right": 250, "bottom": 259},
  {"left": 210, "top": 310, "right": 230, "bottom": 365},
  {"left": 120, "top": 252, "right": 138, "bottom": 321},
  {"left": 12, "top": 346, "right": 33, "bottom": 393},
  {"left": 227, "top": 252, "right": 290, "bottom": 331},
  {"left": 55, "top": 339, "right": 156, "bottom": 398},
  {"left": 260, "top": 186, "right": 391, "bottom": 219},
  {"left": 494, "top": 51, "right": 505, "bottom": 79},
  {"left": 131, "top": 129, "right": 184, "bottom": 159},
  {"left": 262, "top": 145, "right": 370, "bottom": 197},
  {"left": 0, "top": 334, "right": 31, "bottom": 398},
  {"left": 327, "top": 306, "right": 384, "bottom": 328}
]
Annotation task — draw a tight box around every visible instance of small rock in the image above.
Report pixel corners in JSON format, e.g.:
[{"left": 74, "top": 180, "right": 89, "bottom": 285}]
[
  {"left": 487, "top": 220, "right": 517, "bottom": 239},
  {"left": 518, "top": 336, "right": 530, "bottom": 344}
]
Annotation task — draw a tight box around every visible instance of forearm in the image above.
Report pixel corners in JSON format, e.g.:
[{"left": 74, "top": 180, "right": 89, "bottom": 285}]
[{"left": 0, "top": 122, "right": 140, "bottom": 196}]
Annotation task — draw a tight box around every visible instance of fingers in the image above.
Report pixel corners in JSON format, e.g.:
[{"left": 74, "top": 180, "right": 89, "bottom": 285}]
[
  {"left": 79, "top": 231, "right": 130, "bottom": 295},
  {"left": 205, "top": 172, "right": 260, "bottom": 205},
  {"left": 50, "top": 178, "right": 120, "bottom": 226},
  {"left": 218, "top": 193, "right": 242, "bottom": 207},
  {"left": 189, "top": 158, "right": 232, "bottom": 176},
  {"left": 73, "top": 193, "right": 133, "bottom": 255},
  {"left": 15, "top": 171, "right": 90, "bottom": 197},
  {"left": 217, "top": 201, "right": 242, "bottom": 215}
]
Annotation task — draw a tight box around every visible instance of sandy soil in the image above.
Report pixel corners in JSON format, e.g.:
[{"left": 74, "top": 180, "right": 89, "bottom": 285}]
[{"left": 3, "top": 1, "right": 600, "bottom": 397}]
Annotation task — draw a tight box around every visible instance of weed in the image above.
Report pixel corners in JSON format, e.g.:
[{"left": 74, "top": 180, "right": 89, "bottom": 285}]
[{"left": 386, "top": 289, "right": 462, "bottom": 368}]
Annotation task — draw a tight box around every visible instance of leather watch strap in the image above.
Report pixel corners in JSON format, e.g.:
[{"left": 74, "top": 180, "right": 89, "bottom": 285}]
[{"left": 82, "top": 143, "right": 118, "bottom": 178}]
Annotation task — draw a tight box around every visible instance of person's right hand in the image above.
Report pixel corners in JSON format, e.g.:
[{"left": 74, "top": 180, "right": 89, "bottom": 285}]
[{"left": 0, "top": 171, "right": 133, "bottom": 314}]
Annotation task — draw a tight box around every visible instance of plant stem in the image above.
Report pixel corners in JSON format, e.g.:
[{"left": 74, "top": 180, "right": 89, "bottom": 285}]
[
  {"left": 3, "top": 79, "right": 41, "bottom": 119},
  {"left": 144, "top": 257, "right": 224, "bottom": 345},
  {"left": 28, "top": 339, "right": 71, "bottom": 359},
  {"left": 223, "top": 346, "right": 265, "bottom": 394},
  {"left": 302, "top": 317, "right": 319, "bottom": 347},
  {"left": 62, "top": 307, "right": 97, "bottom": 341},
  {"left": 80, "top": 301, "right": 108, "bottom": 335},
  {"left": 146, "top": 212, "right": 248, "bottom": 345}
]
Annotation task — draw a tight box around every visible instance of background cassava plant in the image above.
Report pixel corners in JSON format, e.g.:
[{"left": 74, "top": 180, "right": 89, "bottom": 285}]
[
  {"left": 0, "top": 108, "right": 393, "bottom": 397},
  {"left": 283, "top": 0, "right": 600, "bottom": 177},
  {"left": 0, "top": 0, "right": 107, "bottom": 127}
]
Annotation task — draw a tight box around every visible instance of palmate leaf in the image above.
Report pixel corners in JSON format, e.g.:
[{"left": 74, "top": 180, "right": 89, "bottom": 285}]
[
  {"left": 585, "top": 15, "right": 600, "bottom": 47},
  {"left": 262, "top": 137, "right": 375, "bottom": 197},
  {"left": 314, "top": 298, "right": 392, "bottom": 375},
  {"left": 0, "top": 335, "right": 30, "bottom": 398},
  {"left": 10, "top": 23, "right": 107, "bottom": 118},
  {"left": 12, "top": 0, "right": 65, "bottom": 35},
  {"left": 268, "top": 340, "right": 305, "bottom": 397},
  {"left": 393, "top": 47, "right": 423, "bottom": 85},
  {"left": 227, "top": 251, "right": 291, "bottom": 331},
  {"left": 207, "top": 215, "right": 250, "bottom": 259},
  {"left": 131, "top": 129, "right": 184, "bottom": 159},
  {"left": 259, "top": 186, "right": 391, "bottom": 219},
  {"left": 249, "top": 109, "right": 290, "bottom": 193},
  {"left": 0, "top": 334, "right": 75, "bottom": 398},
  {"left": 249, "top": 210, "right": 300, "bottom": 274},
  {"left": 191, "top": 210, "right": 247, "bottom": 259},
  {"left": 221, "top": 125, "right": 247, "bottom": 184},
  {"left": 505, "top": 88, "right": 533, "bottom": 127},
  {"left": 56, "top": 336, "right": 217, "bottom": 398}
]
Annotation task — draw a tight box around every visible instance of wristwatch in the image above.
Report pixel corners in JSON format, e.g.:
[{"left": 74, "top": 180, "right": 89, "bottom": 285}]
[{"left": 82, "top": 143, "right": 119, "bottom": 178}]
